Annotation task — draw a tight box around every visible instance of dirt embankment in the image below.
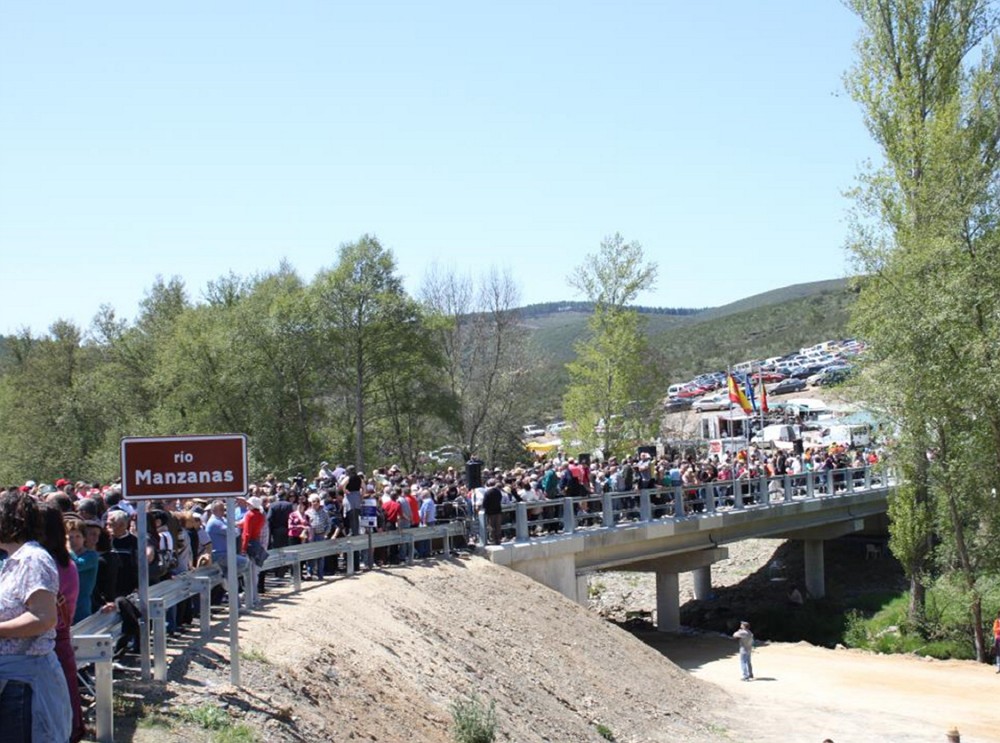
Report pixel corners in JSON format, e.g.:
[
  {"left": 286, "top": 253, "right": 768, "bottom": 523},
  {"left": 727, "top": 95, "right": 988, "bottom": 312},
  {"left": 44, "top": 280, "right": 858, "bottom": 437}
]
[
  {"left": 118, "top": 544, "right": 997, "bottom": 743},
  {"left": 124, "top": 556, "right": 730, "bottom": 743}
]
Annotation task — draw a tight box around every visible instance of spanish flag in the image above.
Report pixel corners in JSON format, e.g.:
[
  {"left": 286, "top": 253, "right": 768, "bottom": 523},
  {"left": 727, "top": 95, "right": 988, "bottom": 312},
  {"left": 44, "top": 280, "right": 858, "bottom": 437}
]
[
  {"left": 759, "top": 377, "right": 769, "bottom": 414},
  {"left": 727, "top": 373, "right": 754, "bottom": 415}
]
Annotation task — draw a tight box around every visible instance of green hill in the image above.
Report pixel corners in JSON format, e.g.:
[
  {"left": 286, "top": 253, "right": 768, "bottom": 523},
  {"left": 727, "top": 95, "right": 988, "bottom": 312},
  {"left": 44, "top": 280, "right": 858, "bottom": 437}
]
[{"left": 523, "top": 278, "right": 857, "bottom": 418}]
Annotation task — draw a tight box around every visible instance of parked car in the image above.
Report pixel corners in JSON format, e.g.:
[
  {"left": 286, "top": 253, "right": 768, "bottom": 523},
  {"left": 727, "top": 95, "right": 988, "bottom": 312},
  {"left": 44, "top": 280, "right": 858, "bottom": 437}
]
[
  {"left": 546, "top": 421, "right": 571, "bottom": 435},
  {"left": 752, "top": 370, "right": 786, "bottom": 383},
  {"left": 521, "top": 425, "right": 546, "bottom": 438},
  {"left": 693, "top": 392, "right": 731, "bottom": 412},
  {"left": 676, "top": 384, "right": 712, "bottom": 399},
  {"left": 816, "top": 367, "right": 853, "bottom": 386},
  {"left": 664, "top": 396, "right": 694, "bottom": 412},
  {"left": 806, "top": 364, "right": 850, "bottom": 386},
  {"left": 768, "top": 377, "right": 807, "bottom": 395}
]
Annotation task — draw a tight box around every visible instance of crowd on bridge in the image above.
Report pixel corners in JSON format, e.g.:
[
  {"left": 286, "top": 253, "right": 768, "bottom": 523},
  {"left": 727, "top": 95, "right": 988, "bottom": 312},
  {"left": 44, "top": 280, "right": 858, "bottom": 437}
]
[{"left": 0, "top": 439, "right": 882, "bottom": 741}]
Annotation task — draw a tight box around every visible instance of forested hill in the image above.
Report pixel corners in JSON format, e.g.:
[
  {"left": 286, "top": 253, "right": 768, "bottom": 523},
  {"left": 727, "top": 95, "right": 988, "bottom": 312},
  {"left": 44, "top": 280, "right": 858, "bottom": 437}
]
[{"left": 525, "top": 278, "right": 855, "bottom": 416}]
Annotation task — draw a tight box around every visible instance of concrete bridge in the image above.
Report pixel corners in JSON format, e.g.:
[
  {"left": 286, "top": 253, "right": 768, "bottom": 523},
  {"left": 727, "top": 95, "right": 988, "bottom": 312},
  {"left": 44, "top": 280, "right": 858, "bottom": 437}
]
[{"left": 483, "top": 466, "right": 894, "bottom": 631}]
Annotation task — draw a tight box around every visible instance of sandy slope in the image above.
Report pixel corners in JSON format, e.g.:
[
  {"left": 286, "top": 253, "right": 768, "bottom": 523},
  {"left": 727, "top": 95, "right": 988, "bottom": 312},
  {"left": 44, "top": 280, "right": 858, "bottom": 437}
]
[
  {"left": 131, "top": 556, "right": 729, "bottom": 742},
  {"left": 123, "top": 554, "right": 997, "bottom": 743}
]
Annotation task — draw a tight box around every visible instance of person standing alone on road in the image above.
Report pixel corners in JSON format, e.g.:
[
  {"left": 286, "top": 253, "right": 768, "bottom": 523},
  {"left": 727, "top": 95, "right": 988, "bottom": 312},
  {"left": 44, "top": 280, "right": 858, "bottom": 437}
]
[{"left": 733, "top": 620, "right": 754, "bottom": 681}]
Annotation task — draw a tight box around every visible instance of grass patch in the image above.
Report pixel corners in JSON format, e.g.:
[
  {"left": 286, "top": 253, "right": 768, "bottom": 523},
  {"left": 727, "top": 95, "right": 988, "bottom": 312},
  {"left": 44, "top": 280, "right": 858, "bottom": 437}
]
[
  {"left": 596, "top": 722, "right": 616, "bottom": 741},
  {"left": 136, "top": 705, "right": 173, "bottom": 730},
  {"left": 589, "top": 580, "right": 606, "bottom": 599},
  {"left": 240, "top": 646, "right": 270, "bottom": 663},
  {"left": 177, "top": 704, "right": 257, "bottom": 742},
  {"left": 450, "top": 694, "right": 497, "bottom": 743}
]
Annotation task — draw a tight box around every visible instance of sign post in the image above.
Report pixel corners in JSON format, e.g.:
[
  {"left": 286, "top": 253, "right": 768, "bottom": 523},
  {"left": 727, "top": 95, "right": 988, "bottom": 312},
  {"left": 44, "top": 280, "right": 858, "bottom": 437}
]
[
  {"left": 361, "top": 497, "right": 378, "bottom": 570},
  {"left": 121, "top": 434, "right": 248, "bottom": 686}
]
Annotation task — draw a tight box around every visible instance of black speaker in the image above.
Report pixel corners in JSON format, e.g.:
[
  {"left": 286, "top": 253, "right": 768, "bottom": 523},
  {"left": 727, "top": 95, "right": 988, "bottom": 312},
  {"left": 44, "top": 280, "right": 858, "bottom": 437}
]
[
  {"left": 577, "top": 452, "right": 591, "bottom": 466},
  {"left": 465, "top": 459, "right": 483, "bottom": 489},
  {"left": 637, "top": 445, "right": 656, "bottom": 459}
]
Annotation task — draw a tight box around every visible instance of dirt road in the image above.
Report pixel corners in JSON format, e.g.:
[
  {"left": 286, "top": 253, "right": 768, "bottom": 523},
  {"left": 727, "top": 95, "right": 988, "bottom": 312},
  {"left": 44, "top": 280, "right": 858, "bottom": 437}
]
[{"left": 647, "top": 632, "right": 998, "bottom": 743}]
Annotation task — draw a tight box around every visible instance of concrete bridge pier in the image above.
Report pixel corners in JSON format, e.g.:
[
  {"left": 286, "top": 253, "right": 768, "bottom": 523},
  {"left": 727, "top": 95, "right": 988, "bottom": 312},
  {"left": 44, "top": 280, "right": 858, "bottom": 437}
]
[
  {"left": 691, "top": 565, "right": 712, "bottom": 600},
  {"left": 803, "top": 539, "right": 825, "bottom": 599},
  {"left": 647, "top": 547, "right": 728, "bottom": 633},
  {"left": 776, "top": 519, "right": 864, "bottom": 600}
]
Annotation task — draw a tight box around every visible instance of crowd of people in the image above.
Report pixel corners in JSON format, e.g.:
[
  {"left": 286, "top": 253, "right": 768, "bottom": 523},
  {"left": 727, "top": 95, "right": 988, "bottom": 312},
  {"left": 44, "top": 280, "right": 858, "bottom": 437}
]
[{"left": 0, "top": 440, "right": 880, "bottom": 741}]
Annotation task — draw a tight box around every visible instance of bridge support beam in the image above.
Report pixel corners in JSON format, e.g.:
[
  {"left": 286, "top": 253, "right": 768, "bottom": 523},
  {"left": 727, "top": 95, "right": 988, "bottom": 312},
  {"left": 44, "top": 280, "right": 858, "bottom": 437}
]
[
  {"left": 804, "top": 539, "right": 825, "bottom": 600},
  {"left": 692, "top": 565, "right": 712, "bottom": 601},
  {"left": 656, "top": 571, "right": 681, "bottom": 633},
  {"left": 774, "top": 520, "right": 864, "bottom": 601},
  {"left": 645, "top": 547, "right": 728, "bottom": 632}
]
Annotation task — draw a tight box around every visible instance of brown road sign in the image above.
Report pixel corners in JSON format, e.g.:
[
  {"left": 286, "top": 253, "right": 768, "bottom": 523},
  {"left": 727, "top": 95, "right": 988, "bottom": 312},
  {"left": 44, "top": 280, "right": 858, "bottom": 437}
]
[{"left": 121, "top": 434, "right": 248, "bottom": 500}]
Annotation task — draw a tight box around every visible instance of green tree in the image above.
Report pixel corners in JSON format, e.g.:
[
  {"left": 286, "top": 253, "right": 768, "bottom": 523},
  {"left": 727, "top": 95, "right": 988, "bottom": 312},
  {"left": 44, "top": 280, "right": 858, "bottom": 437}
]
[
  {"left": 314, "top": 235, "right": 442, "bottom": 470},
  {"left": 845, "top": 0, "right": 1000, "bottom": 658},
  {"left": 563, "top": 233, "right": 663, "bottom": 457}
]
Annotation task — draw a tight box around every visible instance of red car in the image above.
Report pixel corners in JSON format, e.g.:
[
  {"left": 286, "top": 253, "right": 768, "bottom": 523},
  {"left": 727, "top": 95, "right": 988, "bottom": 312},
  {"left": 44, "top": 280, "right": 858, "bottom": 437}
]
[
  {"left": 752, "top": 371, "right": 786, "bottom": 383},
  {"left": 676, "top": 384, "right": 711, "bottom": 399}
]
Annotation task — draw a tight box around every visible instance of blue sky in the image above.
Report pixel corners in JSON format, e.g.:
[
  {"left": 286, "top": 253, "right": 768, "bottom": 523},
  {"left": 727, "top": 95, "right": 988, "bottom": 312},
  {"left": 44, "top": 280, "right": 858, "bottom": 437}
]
[{"left": 0, "top": 1, "right": 878, "bottom": 336}]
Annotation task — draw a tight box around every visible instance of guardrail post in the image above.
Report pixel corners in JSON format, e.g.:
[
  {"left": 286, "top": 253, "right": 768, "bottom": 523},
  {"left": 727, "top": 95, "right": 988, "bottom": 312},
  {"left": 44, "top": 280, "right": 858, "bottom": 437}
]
[
  {"left": 734, "top": 480, "right": 745, "bottom": 510},
  {"left": 671, "top": 486, "right": 683, "bottom": 517},
  {"left": 759, "top": 475, "right": 768, "bottom": 505},
  {"left": 602, "top": 493, "right": 615, "bottom": 527},
  {"left": 195, "top": 576, "right": 212, "bottom": 638},
  {"left": 563, "top": 497, "right": 576, "bottom": 533},
  {"left": 478, "top": 511, "right": 487, "bottom": 544},
  {"left": 344, "top": 544, "right": 356, "bottom": 577},
  {"left": 864, "top": 466, "right": 872, "bottom": 490},
  {"left": 406, "top": 532, "right": 416, "bottom": 565},
  {"left": 515, "top": 502, "right": 529, "bottom": 542},
  {"left": 639, "top": 490, "right": 652, "bottom": 522},
  {"left": 149, "top": 597, "right": 167, "bottom": 682},
  {"left": 847, "top": 467, "right": 856, "bottom": 493},
  {"left": 782, "top": 475, "right": 791, "bottom": 502},
  {"left": 287, "top": 550, "right": 302, "bottom": 590},
  {"left": 94, "top": 639, "right": 114, "bottom": 743},
  {"left": 806, "top": 470, "right": 815, "bottom": 499},
  {"left": 244, "top": 564, "right": 255, "bottom": 609},
  {"left": 443, "top": 526, "right": 452, "bottom": 556},
  {"left": 828, "top": 470, "right": 837, "bottom": 497}
]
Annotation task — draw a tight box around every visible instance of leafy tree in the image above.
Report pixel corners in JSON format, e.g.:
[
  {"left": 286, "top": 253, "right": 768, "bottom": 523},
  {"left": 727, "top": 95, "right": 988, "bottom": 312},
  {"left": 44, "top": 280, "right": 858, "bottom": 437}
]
[
  {"left": 845, "top": 0, "right": 1000, "bottom": 658},
  {"left": 314, "top": 235, "right": 442, "bottom": 470},
  {"left": 563, "top": 233, "right": 663, "bottom": 457}
]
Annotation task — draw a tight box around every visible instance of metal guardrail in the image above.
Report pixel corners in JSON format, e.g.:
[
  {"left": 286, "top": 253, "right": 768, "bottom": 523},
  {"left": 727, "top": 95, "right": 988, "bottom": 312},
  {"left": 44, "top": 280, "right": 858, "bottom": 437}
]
[
  {"left": 71, "top": 520, "right": 467, "bottom": 742},
  {"left": 480, "top": 465, "right": 893, "bottom": 544}
]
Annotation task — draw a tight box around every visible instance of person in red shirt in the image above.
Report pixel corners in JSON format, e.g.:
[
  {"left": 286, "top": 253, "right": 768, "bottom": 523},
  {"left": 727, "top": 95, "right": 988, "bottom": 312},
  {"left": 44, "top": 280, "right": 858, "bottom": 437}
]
[
  {"left": 993, "top": 609, "right": 1000, "bottom": 673},
  {"left": 240, "top": 497, "right": 265, "bottom": 557},
  {"left": 382, "top": 489, "right": 403, "bottom": 564}
]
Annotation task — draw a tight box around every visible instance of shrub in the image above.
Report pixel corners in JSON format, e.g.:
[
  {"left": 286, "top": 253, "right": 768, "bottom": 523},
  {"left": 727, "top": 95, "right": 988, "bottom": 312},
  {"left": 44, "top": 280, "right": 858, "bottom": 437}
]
[{"left": 450, "top": 694, "right": 497, "bottom": 743}]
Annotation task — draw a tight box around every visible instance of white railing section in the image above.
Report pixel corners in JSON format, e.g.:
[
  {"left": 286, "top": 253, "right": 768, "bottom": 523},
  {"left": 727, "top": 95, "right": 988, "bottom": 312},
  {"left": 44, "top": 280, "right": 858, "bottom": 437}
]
[
  {"left": 480, "top": 465, "right": 894, "bottom": 544},
  {"left": 71, "top": 519, "right": 468, "bottom": 743}
]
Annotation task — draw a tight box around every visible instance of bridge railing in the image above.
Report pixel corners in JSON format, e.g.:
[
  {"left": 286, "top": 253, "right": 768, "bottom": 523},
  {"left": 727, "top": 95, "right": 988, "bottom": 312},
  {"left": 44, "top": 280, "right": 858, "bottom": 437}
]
[
  {"left": 488, "top": 465, "right": 892, "bottom": 544},
  {"left": 71, "top": 519, "right": 469, "bottom": 743}
]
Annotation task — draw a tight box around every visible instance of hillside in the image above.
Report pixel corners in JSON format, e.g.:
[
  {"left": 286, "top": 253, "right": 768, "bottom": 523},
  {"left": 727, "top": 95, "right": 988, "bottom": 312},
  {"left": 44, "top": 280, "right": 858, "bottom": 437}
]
[
  {"left": 122, "top": 557, "right": 731, "bottom": 743},
  {"left": 524, "top": 278, "right": 856, "bottom": 417}
]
